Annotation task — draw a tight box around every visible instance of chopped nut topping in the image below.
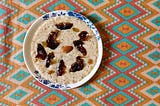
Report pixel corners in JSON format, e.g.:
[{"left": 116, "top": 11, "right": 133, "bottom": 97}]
[
  {"left": 88, "top": 59, "right": 93, "bottom": 64},
  {"left": 42, "top": 41, "right": 47, "bottom": 47},
  {"left": 62, "top": 46, "right": 73, "bottom": 53}
]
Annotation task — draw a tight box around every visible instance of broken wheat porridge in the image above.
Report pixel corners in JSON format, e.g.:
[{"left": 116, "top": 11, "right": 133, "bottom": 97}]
[{"left": 31, "top": 16, "right": 98, "bottom": 84}]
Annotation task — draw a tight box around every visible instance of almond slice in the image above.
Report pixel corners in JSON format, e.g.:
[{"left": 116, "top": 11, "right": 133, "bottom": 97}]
[
  {"left": 48, "top": 70, "right": 54, "bottom": 75},
  {"left": 62, "top": 46, "right": 73, "bottom": 53}
]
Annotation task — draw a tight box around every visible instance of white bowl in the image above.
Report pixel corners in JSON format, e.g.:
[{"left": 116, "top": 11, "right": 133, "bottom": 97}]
[{"left": 23, "top": 10, "right": 103, "bottom": 89}]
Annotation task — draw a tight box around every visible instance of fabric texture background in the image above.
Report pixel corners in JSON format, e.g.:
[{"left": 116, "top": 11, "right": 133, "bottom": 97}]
[{"left": 0, "top": 0, "right": 160, "bottom": 106}]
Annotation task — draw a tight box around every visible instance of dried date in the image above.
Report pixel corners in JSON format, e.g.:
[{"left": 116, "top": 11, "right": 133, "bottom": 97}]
[
  {"left": 78, "top": 31, "right": 88, "bottom": 41},
  {"left": 55, "top": 22, "right": 73, "bottom": 30},
  {"left": 73, "top": 40, "right": 87, "bottom": 56},
  {"left": 70, "top": 56, "right": 84, "bottom": 72},
  {"left": 57, "top": 60, "right": 66, "bottom": 76},
  {"left": 46, "top": 52, "right": 55, "bottom": 68},
  {"left": 35, "top": 43, "right": 47, "bottom": 60},
  {"left": 46, "top": 30, "right": 60, "bottom": 49}
]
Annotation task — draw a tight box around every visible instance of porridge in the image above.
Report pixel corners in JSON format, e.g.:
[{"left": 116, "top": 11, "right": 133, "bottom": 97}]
[{"left": 31, "top": 16, "right": 98, "bottom": 84}]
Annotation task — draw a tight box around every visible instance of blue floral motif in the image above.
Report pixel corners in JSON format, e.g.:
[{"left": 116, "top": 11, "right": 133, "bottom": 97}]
[
  {"left": 42, "top": 14, "right": 49, "bottom": 20},
  {"left": 68, "top": 11, "right": 74, "bottom": 16},
  {"left": 66, "top": 11, "right": 101, "bottom": 41},
  {"left": 51, "top": 13, "right": 56, "bottom": 17},
  {"left": 68, "top": 11, "right": 84, "bottom": 20},
  {"left": 43, "top": 80, "right": 51, "bottom": 84},
  {"left": 34, "top": 70, "right": 71, "bottom": 89}
]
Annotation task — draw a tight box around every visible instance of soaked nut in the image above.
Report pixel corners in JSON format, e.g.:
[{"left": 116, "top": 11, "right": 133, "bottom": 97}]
[
  {"left": 48, "top": 70, "right": 54, "bottom": 74},
  {"left": 42, "top": 41, "right": 47, "bottom": 47},
  {"left": 72, "top": 27, "right": 80, "bottom": 32},
  {"left": 88, "top": 59, "right": 93, "bottom": 64},
  {"left": 62, "top": 46, "right": 73, "bottom": 53},
  {"left": 51, "top": 59, "right": 57, "bottom": 64}
]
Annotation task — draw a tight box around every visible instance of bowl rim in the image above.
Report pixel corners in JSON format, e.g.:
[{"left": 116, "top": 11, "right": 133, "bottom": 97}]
[{"left": 23, "top": 10, "right": 103, "bottom": 89}]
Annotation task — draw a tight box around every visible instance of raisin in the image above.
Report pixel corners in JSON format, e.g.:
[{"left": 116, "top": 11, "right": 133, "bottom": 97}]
[
  {"left": 35, "top": 43, "right": 47, "bottom": 60},
  {"left": 57, "top": 60, "right": 66, "bottom": 76},
  {"left": 73, "top": 40, "right": 84, "bottom": 46},
  {"left": 47, "top": 40, "right": 59, "bottom": 49},
  {"left": 46, "top": 52, "right": 55, "bottom": 68},
  {"left": 88, "top": 59, "right": 93, "bottom": 64},
  {"left": 42, "top": 41, "right": 47, "bottom": 47},
  {"left": 70, "top": 56, "right": 84, "bottom": 72},
  {"left": 55, "top": 22, "right": 73, "bottom": 30},
  {"left": 77, "top": 46, "right": 87, "bottom": 56},
  {"left": 49, "top": 30, "right": 59, "bottom": 39},
  {"left": 48, "top": 70, "right": 54, "bottom": 74},
  {"left": 72, "top": 27, "right": 80, "bottom": 32},
  {"left": 46, "top": 30, "right": 60, "bottom": 49},
  {"left": 78, "top": 31, "right": 88, "bottom": 41},
  {"left": 73, "top": 40, "right": 87, "bottom": 56}
]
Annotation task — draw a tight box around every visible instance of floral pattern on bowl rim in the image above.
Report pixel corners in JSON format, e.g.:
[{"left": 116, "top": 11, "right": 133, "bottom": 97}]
[{"left": 23, "top": 10, "right": 103, "bottom": 89}]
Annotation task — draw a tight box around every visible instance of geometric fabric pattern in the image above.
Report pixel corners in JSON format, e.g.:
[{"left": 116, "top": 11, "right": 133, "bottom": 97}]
[
  {"left": 108, "top": 73, "right": 135, "bottom": 90},
  {"left": 0, "top": 0, "right": 160, "bottom": 106},
  {"left": 110, "top": 56, "right": 137, "bottom": 72},
  {"left": 112, "top": 38, "right": 138, "bottom": 54}
]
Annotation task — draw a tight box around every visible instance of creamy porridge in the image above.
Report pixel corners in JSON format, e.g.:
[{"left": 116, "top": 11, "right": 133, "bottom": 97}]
[{"left": 31, "top": 16, "right": 98, "bottom": 84}]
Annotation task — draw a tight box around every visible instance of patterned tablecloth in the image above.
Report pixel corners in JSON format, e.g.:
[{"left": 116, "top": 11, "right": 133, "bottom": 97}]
[{"left": 0, "top": 0, "right": 160, "bottom": 106}]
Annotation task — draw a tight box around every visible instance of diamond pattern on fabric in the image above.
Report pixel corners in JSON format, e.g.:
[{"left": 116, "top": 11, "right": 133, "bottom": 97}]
[
  {"left": 147, "top": 68, "right": 160, "bottom": 79},
  {"left": 79, "top": 85, "right": 96, "bottom": 96},
  {"left": 11, "top": 70, "right": 29, "bottom": 82},
  {"left": 114, "top": 4, "right": 140, "bottom": 20},
  {"left": 110, "top": 56, "right": 136, "bottom": 72},
  {"left": 10, "top": 89, "right": 27, "bottom": 101},
  {"left": 149, "top": 33, "right": 160, "bottom": 45},
  {"left": 13, "top": 51, "right": 24, "bottom": 63},
  {"left": 153, "top": 0, "right": 160, "bottom": 9},
  {"left": 146, "top": 86, "right": 160, "bottom": 96},
  {"left": 19, "top": 0, "right": 36, "bottom": 6},
  {"left": 38, "top": 90, "right": 66, "bottom": 106},
  {"left": 109, "top": 73, "right": 135, "bottom": 90},
  {"left": 148, "top": 50, "right": 160, "bottom": 61},
  {"left": 112, "top": 21, "right": 139, "bottom": 36},
  {"left": 151, "top": 16, "right": 160, "bottom": 27},
  {"left": 18, "top": 13, "right": 35, "bottom": 25},
  {"left": 107, "top": 91, "right": 133, "bottom": 106},
  {"left": 88, "top": 0, "right": 104, "bottom": 6},
  {"left": 112, "top": 38, "right": 137, "bottom": 54}
]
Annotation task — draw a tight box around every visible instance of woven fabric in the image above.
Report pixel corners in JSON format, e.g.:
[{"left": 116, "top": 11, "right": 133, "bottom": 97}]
[{"left": 0, "top": 0, "right": 160, "bottom": 106}]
